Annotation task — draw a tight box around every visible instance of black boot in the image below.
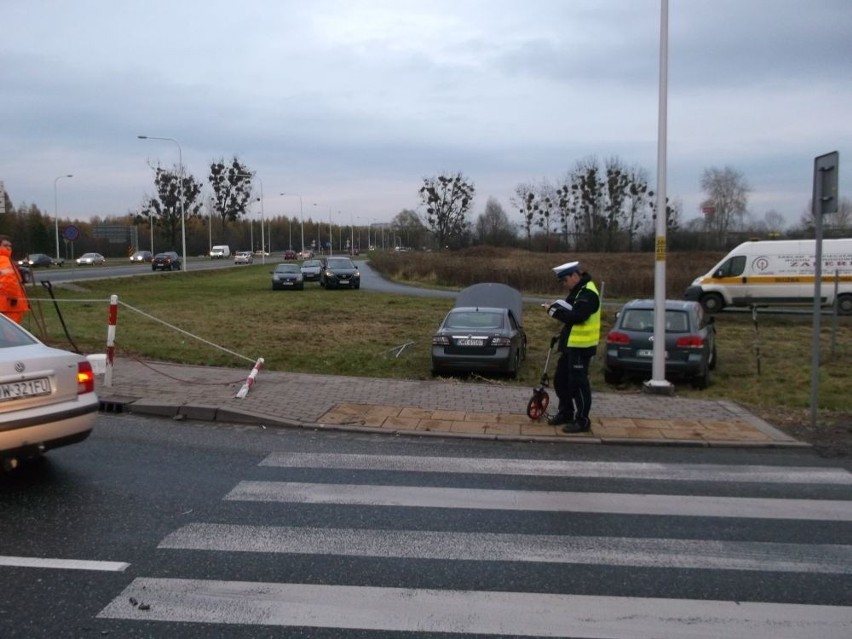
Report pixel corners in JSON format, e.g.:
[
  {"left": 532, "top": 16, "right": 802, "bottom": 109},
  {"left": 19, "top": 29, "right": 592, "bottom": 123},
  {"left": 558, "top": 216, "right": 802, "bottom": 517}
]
[
  {"left": 547, "top": 412, "right": 573, "bottom": 426},
  {"left": 561, "top": 418, "right": 591, "bottom": 433}
]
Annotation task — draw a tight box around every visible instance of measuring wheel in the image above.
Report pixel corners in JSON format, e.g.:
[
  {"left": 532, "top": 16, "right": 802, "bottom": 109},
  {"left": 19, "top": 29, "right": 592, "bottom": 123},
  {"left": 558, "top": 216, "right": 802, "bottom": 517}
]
[{"left": 526, "top": 388, "right": 550, "bottom": 420}]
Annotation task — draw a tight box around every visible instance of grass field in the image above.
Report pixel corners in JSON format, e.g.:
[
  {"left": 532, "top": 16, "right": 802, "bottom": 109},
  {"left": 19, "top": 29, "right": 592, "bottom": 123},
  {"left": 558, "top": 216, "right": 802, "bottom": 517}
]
[{"left": 20, "top": 251, "right": 852, "bottom": 434}]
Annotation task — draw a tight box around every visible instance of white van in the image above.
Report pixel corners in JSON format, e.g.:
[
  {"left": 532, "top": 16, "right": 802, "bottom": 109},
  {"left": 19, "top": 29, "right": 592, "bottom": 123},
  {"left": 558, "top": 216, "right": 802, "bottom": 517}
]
[
  {"left": 684, "top": 239, "right": 852, "bottom": 315},
  {"left": 209, "top": 245, "right": 231, "bottom": 259}
]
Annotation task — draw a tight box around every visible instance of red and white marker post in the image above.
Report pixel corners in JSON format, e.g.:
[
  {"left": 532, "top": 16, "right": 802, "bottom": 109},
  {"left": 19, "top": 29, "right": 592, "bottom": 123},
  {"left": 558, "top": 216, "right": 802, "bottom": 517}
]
[
  {"left": 104, "top": 294, "right": 118, "bottom": 387},
  {"left": 235, "top": 357, "right": 264, "bottom": 399}
]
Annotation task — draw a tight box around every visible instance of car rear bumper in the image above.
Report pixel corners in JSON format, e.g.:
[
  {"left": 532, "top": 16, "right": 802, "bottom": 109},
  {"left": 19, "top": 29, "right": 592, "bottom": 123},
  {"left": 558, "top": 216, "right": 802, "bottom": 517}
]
[
  {"left": 0, "top": 394, "right": 99, "bottom": 455},
  {"left": 431, "top": 347, "right": 513, "bottom": 373},
  {"left": 604, "top": 354, "right": 705, "bottom": 378}
]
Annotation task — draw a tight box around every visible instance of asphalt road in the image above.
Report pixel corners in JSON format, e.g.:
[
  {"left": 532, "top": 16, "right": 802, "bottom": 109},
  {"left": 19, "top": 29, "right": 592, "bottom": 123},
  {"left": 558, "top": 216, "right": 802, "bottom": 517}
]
[{"left": 1, "top": 414, "right": 850, "bottom": 637}]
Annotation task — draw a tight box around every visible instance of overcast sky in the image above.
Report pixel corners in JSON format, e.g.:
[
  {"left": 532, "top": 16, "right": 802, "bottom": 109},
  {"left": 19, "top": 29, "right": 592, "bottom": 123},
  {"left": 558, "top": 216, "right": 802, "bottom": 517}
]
[{"left": 1, "top": 0, "right": 850, "bottom": 230}]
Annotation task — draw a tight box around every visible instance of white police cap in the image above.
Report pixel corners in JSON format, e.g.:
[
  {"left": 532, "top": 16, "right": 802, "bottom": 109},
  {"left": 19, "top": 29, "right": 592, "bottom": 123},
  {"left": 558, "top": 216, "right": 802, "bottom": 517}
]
[{"left": 552, "top": 261, "right": 580, "bottom": 279}]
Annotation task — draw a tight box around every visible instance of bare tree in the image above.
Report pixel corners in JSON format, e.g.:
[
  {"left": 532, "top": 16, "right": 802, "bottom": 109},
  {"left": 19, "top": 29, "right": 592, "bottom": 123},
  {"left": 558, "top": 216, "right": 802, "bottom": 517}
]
[
  {"left": 208, "top": 157, "right": 254, "bottom": 242},
  {"left": 419, "top": 172, "right": 475, "bottom": 249},
  {"left": 139, "top": 164, "right": 203, "bottom": 251},
  {"left": 699, "top": 166, "right": 749, "bottom": 247},
  {"left": 511, "top": 183, "right": 538, "bottom": 248},
  {"left": 476, "top": 197, "right": 516, "bottom": 246},
  {"left": 797, "top": 196, "right": 852, "bottom": 234},
  {"left": 391, "top": 209, "right": 428, "bottom": 249},
  {"left": 763, "top": 209, "right": 787, "bottom": 236}
]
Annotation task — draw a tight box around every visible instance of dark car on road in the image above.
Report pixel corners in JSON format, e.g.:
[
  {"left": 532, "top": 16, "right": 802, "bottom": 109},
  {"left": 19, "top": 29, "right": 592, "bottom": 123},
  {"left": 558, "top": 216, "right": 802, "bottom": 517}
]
[
  {"left": 151, "top": 251, "right": 182, "bottom": 271},
  {"left": 431, "top": 283, "right": 527, "bottom": 378},
  {"left": 18, "top": 253, "right": 61, "bottom": 268},
  {"left": 603, "top": 299, "right": 717, "bottom": 388},
  {"left": 283, "top": 250, "right": 298, "bottom": 260},
  {"left": 320, "top": 257, "right": 360, "bottom": 289},
  {"left": 129, "top": 250, "right": 153, "bottom": 262}
]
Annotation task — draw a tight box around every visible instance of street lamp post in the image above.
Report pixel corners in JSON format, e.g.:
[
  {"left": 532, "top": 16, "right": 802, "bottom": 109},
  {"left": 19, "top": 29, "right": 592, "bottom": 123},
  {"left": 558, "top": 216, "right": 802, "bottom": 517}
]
[
  {"left": 236, "top": 173, "right": 265, "bottom": 264},
  {"left": 53, "top": 174, "right": 72, "bottom": 263},
  {"left": 137, "top": 135, "right": 186, "bottom": 271},
  {"left": 281, "top": 193, "right": 304, "bottom": 254}
]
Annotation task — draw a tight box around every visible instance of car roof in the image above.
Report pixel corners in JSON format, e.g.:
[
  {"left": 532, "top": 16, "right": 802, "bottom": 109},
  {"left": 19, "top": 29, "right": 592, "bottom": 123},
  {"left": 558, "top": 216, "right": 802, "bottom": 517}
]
[
  {"left": 623, "top": 299, "right": 698, "bottom": 312},
  {"left": 455, "top": 283, "right": 523, "bottom": 326}
]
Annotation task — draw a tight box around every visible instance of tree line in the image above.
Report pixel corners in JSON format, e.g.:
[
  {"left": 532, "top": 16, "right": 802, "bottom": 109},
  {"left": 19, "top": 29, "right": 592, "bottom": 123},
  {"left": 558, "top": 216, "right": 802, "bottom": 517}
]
[{"left": 3, "top": 155, "right": 849, "bottom": 259}]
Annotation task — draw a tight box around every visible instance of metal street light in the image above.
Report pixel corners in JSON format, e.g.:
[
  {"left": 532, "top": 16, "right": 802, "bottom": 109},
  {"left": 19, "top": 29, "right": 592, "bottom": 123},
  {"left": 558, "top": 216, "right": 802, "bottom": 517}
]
[
  {"left": 235, "top": 172, "right": 265, "bottom": 264},
  {"left": 53, "top": 174, "right": 72, "bottom": 263},
  {"left": 281, "top": 193, "right": 304, "bottom": 254},
  {"left": 137, "top": 135, "right": 187, "bottom": 271}
]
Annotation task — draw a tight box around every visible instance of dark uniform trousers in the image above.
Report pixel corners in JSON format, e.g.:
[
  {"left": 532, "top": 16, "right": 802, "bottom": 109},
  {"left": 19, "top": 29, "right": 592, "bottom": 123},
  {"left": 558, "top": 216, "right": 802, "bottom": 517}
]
[{"left": 553, "top": 348, "right": 593, "bottom": 427}]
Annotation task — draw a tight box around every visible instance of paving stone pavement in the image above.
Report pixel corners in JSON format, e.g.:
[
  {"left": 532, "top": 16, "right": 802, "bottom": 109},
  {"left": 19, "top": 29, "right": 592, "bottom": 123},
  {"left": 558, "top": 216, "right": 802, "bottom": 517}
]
[{"left": 95, "top": 357, "right": 805, "bottom": 448}]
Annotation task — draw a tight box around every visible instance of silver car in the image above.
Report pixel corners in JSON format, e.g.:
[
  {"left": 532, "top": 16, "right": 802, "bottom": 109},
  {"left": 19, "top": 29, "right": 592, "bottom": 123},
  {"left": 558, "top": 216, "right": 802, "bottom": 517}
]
[
  {"left": 431, "top": 283, "right": 527, "bottom": 378},
  {"left": 76, "top": 252, "right": 105, "bottom": 265},
  {"left": 0, "top": 315, "right": 99, "bottom": 470},
  {"left": 234, "top": 251, "right": 254, "bottom": 265},
  {"left": 300, "top": 259, "right": 322, "bottom": 282}
]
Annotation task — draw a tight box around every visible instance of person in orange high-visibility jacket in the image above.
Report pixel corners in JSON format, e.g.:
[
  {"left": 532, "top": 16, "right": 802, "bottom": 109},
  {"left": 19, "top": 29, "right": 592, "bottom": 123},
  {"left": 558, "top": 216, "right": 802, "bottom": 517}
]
[
  {"left": 543, "top": 261, "right": 601, "bottom": 433},
  {"left": 0, "top": 235, "right": 31, "bottom": 324}
]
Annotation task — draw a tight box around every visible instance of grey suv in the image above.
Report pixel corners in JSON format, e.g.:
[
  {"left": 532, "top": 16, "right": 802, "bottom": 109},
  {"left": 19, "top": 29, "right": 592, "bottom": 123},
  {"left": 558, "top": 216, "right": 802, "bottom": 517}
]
[{"left": 603, "top": 299, "right": 716, "bottom": 388}]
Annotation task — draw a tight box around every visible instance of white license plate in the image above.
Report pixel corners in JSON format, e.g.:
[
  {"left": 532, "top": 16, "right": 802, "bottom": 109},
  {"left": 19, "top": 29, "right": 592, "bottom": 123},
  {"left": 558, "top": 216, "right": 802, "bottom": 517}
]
[
  {"left": 637, "top": 349, "right": 667, "bottom": 358},
  {"left": 457, "top": 339, "right": 484, "bottom": 347},
  {"left": 0, "top": 377, "right": 51, "bottom": 402}
]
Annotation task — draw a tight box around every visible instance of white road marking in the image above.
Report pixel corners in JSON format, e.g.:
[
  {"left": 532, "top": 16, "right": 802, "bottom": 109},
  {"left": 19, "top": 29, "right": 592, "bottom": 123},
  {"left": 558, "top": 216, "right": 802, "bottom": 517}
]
[
  {"left": 0, "top": 556, "right": 129, "bottom": 572},
  {"left": 261, "top": 452, "right": 852, "bottom": 484},
  {"left": 225, "top": 480, "right": 852, "bottom": 521},
  {"left": 97, "top": 577, "right": 852, "bottom": 638},
  {"left": 159, "top": 523, "right": 852, "bottom": 574}
]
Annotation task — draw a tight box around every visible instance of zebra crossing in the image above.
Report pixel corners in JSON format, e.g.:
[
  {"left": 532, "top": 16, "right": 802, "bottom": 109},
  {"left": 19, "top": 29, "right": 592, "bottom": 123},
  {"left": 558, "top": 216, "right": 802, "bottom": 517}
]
[{"left": 98, "top": 451, "right": 852, "bottom": 637}]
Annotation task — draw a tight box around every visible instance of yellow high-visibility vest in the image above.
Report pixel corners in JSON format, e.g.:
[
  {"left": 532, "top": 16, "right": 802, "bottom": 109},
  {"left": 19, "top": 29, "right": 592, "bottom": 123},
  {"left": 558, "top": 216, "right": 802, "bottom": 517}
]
[{"left": 566, "top": 281, "right": 600, "bottom": 348}]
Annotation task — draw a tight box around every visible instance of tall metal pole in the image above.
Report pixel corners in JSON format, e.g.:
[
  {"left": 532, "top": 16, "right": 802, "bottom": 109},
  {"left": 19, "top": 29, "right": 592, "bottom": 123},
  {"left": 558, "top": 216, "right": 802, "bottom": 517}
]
[
  {"left": 137, "top": 135, "right": 187, "bottom": 271},
  {"left": 53, "top": 174, "right": 72, "bottom": 263},
  {"left": 644, "top": 0, "right": 674, "bottom": 395},
  {"left": 235, "top": 173, "right": 265, "bottom": 264},
  {"left": 281, "top": 193, "right": 304, "bottom": 253},
  {"left": 328, "top": 207, "right": 333, "bottom": 256}
]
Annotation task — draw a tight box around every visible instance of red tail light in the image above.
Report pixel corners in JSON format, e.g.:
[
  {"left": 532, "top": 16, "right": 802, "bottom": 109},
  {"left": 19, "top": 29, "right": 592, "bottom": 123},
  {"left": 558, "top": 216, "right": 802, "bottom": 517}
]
[
  {"left": 77, "top": 361, "right": 96, "bottom": 394},
  {"left": 675, "top": 335, "right": 704, "bottom": 349},
  {"left": 606, "top": 331, "right": 631, "bottom": 345}
]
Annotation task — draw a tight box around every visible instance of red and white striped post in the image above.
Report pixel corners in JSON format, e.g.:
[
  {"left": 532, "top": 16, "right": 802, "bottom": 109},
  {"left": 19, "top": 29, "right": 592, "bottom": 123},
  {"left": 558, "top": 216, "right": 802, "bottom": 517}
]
[
  {"left": 104, "top": 294, "right": 118, "bottom": 387},
  {"left": 235, "top": 357, "right": 264, "bottom": 399}
]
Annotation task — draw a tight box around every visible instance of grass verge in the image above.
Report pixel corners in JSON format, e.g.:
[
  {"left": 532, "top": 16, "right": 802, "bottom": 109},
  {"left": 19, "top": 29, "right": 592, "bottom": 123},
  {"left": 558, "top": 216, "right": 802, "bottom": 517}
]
[{"left": 22, "top": 261, "right": 852, "bottom": 427}]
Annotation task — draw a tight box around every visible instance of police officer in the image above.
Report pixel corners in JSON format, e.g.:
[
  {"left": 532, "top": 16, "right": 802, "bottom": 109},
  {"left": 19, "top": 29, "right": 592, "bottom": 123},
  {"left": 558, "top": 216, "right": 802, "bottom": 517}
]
[{"left": 543, "top": 261, "right": 601, "bottom": 432}]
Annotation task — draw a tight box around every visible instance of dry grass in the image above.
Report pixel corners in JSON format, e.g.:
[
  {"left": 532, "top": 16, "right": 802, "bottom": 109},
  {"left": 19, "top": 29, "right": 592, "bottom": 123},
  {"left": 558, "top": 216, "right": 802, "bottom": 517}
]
[{"left": 369, "top": 246, "right": 726, "bottom": 299}]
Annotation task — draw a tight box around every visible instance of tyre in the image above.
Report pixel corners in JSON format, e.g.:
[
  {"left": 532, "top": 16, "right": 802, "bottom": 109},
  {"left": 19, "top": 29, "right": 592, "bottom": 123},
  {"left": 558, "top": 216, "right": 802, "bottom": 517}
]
[
  {"left": 508, "top": 351, "right": 521, "bottom": 379},
  {"left": 708, "top": 344, "right": 717, "bottom": 371},
  {"left": 700, "top": 293, "right": 724, "bottom": 314},
  {"left": 691, "top": 366, "right": 710, "bottom": 389},
  {"left": 837, "top": 294, "right": 852, "bottom": 316}
]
